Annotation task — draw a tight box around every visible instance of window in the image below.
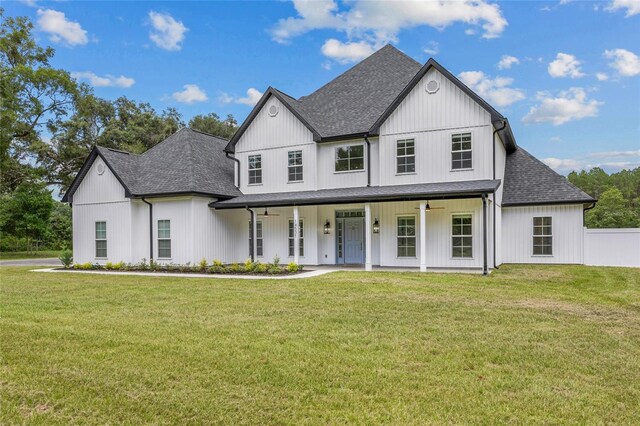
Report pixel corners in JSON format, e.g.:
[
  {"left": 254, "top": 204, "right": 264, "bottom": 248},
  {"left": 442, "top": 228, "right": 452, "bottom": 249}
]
[
  {"left": 288, "top": 219, "right": 304, "bottom": 257},
  {"left": 95, "top": 221, "right": 107, "bottom": 258},
  {"left": 451, "top": 133, "right": 472, "bottom": 170},
  {"left": 288, "top": 150, "right": 303, "bottom": 182},
  {"left": 396, "top": 139, "right": 415, "bottom": 174},
  {"left": 452, "top": 215, "right": 473, "bottom": 258},
  {"left": 248, "top": 154, "right": 262, "bottom": 185},
  {"left": 158, "top": 220, "right": 171, "bottom": 258},
  {"left": 335, "top": 145, "right": 364, "bottom": 172},
  {"left": 249, "top": 220, "right": 264, "bottom": 257},
  {"left": 397, "top": 216, "right": 416, "bottom": 257},
  {"left": 533, "top": 217, "right": 553, "bottom": 255}
]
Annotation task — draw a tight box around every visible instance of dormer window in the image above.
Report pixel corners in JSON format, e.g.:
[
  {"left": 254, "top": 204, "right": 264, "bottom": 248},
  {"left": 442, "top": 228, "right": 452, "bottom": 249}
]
[
  {"left": 248, "top": 154, "right": 262, "bottom": 185},
  {"left": 335, "top": 145, "right": 364, "bottom": 172},
  {"left": 451, "top": 133, "right": 472, "bottom": 170}
]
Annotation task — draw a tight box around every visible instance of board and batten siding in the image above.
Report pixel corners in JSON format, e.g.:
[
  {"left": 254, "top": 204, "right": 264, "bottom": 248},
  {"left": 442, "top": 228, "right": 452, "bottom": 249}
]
[
  {"left": 72, "top": 158, "right": 132, "bottom": 264},
  {"left": 502, "top": 205, "right": 584, "bottom": 264},
  {"left": 316, "top": 138, "right": 379, "bottom": 190},
  {"left": 378, "top": 67, "right": 495, "bottom": 186},
  {"left": 235, "top": 95, "right": 316, "bottom": 194}
]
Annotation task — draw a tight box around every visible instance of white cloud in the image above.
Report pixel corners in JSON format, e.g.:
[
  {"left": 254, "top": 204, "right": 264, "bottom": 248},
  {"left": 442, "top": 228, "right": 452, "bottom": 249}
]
[
  {"left": 270, "top": 0, "right": 508, "bottom": 45},
  {"left": 497, "top": 55, "right": 519, "bottom": 70},
  {"left": 604, "top": 48, "right": 640, "bottom": 77},
  {"left": 606, "top": 0, "right": 640, "bottom": 16},
  {"left": 596, "top": 72, "right": 609, "bottom": 81},
  {"left": 542, "top": 157, "right": 581, "bottom": 171},
  {"left": 172, "top": 84, "right": 208, "bottom": 104},
  {"left": 464, "top": 28, "right": 477, "bottom": 35},
  {"left": 548, "top": 53, "right": 585, "bottom": 78},
  {"left": 219, "top": 88, "right": 264, "bottom": 106},
  {"left": 588, "top": 150, "right": 640, "bottom": 158},
  {"left": 320, "top": 39, "right": 375, "bottom": 64},
  {"left": 71, "top": 71, "right": 135, "bottom": 88},
  {"left": 148, "top": 11, "right": 188, "bottom": 51},
  {"left": 457, "top": 71, "right": 525, "bottom": 107},
  {"left": 36, "top": 9, "right": 88, "bottom": 46},
  {"left": 19, "top": 0, "right": 39, "bottom": 7},
  {"left": 423, "top": 41, "right": 439, "bottom": 55},
  {"left": 522, "top": 88, "right": 602, "bottom": 126}
]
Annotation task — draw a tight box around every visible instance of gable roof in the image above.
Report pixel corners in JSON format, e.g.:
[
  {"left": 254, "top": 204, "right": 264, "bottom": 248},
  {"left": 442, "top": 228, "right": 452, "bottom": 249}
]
[
  {"left": 62, "top": 128, "right": 240, "bottom": 203},
  {"left": 502, "top": 148, "right": 595, "bottom": 206},
  {"left": 226, "top": 45, "right": 517, "bottom": 153}
]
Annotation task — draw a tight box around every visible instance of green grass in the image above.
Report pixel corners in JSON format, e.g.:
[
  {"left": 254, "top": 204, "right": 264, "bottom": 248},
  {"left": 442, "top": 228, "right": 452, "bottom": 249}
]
[
  {"left": 1, "top": 265, "right": 639, "bottom": 424},
  {"left": 0, "top": 250, "right": 60, "bottom": 260}
]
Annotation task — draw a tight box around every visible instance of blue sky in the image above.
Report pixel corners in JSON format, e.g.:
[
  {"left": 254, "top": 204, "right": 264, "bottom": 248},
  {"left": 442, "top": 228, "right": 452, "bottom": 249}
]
[{"left": 5, "top": 0, "right": 640, "bottom": 174}]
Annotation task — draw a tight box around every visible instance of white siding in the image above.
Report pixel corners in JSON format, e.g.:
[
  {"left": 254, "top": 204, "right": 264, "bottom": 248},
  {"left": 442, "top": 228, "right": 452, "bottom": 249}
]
[
  {"left": 74, "top": 158, "right": 126, "bottom": 204},
  {"left": 502, "top": 205, "right": 584, "bottom": 264},
  {"left": 316, "top": 139, "right": 373, "bottom": 190}
]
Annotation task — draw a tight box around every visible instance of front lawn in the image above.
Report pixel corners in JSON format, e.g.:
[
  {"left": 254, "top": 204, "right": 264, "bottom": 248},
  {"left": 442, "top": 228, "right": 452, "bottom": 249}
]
[{"left": 1, "top": 265, "right": 638, "bottom": 424}]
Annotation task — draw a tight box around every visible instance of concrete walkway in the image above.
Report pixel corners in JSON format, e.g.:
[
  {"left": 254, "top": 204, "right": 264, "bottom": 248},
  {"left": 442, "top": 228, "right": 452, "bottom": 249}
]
[
  {"left": 1, "top": 258, "right": 61, "bottom": 267},
  {"left": 31, "top": 267, "right": 337, "bottom": 280}
]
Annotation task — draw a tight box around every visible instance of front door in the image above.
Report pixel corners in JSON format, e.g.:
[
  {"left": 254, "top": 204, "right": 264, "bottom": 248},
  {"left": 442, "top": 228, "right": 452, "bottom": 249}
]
[{"left": 344, "top": 218, "right": 364, "bottom": 264}]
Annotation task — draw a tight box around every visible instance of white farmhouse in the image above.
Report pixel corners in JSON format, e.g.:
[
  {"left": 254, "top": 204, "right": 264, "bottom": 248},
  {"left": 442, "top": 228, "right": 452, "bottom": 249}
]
[{"left": 63, "top": 46, "right": 595, "bottom": 273}]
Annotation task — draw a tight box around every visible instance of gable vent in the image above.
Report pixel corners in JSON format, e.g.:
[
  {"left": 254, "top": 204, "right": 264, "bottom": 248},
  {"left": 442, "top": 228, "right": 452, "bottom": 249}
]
[
  {"left": 425, "top": 80, "right": 439, "bottom": 94},
  {"left": 268, "top": 104, "right": 279, "bottom": 117},
  {"left": 96, "top": 162, "right": 105, "bottom": 175}
]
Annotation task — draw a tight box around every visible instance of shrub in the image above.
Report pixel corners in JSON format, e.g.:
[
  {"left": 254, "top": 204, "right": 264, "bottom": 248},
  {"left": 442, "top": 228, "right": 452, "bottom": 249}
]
[
  {"left": 198, "top": 258, "right": 208, "bottom": 271},
  {"left": 229, "top": 263, "right": 240, "bottom": 273},
  {"left": 272, "top": 255, "right": 280, "bottom": 268},
  {"left": 105, "top": 262, "right": 115, "bottom": 270},
  {"left": 254, "top": 262, "right": 267, "bottom": 273},
  {"left": 58, "top": 249, "right": 73, "bottom": 268},
  {"left": 73, "top": 262, "right": 93, "bottom": 270},
  {"left": 138, "top": 258, "right": 149, "bottom": 271},
  {"left": 244, "top": 259, "right": 255, "bottom": 272},
  {"left": 268, "top": 265, "right": 282, "bottom": 274},
  {"left": 212, "top": 259, "right": 223, "bottom": 267},
  {"left": 114, "top": 261, "right": 126, "bottom": 270},
  {"left": 286, "top": 262, "right": 299, "bottom": 273},
  {"left": 149, "top": 259, "right": 158, "bottom": 271}
]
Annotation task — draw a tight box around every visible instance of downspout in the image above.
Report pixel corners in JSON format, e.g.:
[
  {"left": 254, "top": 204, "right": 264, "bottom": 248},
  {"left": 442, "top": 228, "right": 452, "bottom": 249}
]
[
  {"left": 141, "top": 198, "right": 153, "bottom": 261},
  {"left": 492, "top": 120, "right": 507, "bottom": 269},
  {"left": 482, "top": 193, "right": 488, "bottom": 276},
  {"left": 583, "top": 202, "right": 596, "bottom": 224},
  {"left": 364, "top": 135, "right": 371, "bottom": 187},
  {"left": 226, "top": 152, "right": 241, "bottom": 188},
  {"left": 246, "top": 206, "right": 254, "bottom": 262}
]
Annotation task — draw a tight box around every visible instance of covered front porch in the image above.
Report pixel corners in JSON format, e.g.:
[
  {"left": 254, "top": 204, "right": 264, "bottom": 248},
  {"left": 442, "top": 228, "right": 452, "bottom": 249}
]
[{"left": 211, "top": 180, "right": 500, "bottom": 274}]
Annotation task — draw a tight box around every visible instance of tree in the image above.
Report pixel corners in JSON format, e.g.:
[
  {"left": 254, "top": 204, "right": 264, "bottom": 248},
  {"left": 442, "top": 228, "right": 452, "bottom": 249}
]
[
  {"left": 188, "top": 113, "right": 237, "bottom": 140},
  {"left": 0, "top": 10, "right": 80, "bottom": 193},
  {"left": 47, "top": 200, "right": 72, "bottom": 249},
  {"left": 1, "top": 181, "right": 54, "bottom": 251},
  {"left": 585, "top": 188, "right": 639, "bottom": 228}
]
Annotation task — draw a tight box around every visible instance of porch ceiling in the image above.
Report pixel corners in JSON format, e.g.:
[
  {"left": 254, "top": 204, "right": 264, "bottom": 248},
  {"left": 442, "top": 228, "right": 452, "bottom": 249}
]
[{"left": 210, "top": 179, "right": 501, "bottom": 209}]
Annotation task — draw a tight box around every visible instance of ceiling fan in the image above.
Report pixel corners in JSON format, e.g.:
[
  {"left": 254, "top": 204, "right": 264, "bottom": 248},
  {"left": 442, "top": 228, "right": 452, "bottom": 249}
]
[
  {"left": 415, "top": 202, "right": 446, "bottom": 212},
  {"left": 257, "top": 208, "right": 281, "bottom": 217}
]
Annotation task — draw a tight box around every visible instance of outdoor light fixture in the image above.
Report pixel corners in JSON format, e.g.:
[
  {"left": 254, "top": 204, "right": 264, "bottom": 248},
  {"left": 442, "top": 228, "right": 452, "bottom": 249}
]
[
  {"left": 324, "top": 220, "right": 331, "bottom": 234},
  {"left": 373, "top": 218, "right": 380, "bottom": 233}
]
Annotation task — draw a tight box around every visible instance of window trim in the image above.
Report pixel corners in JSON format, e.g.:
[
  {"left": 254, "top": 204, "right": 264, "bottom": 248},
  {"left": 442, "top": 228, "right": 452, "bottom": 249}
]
[
  {"left": 396, "top": 138, "right": 416, "bottom": 175},
  {"left": 157, "top": 219, "right": 171, "bottom": 259},
  {"left": 450, "top": 132, "right": 473, "bottom": 171},
  {"left": 288, "top": 218, "right": 304, "bottom": 258},
  {"left": 451, "top": 213, "right": 474, "bottom": 259},
  {"left": 334, "top": 144, "right": 366, "bottom": 174},
  {"left": 249, "top": 219, "right": 264, "bottom": 258},
  {"left": 287, "top": 150, "right": 303, "bottom": 183},
  {"left": 396, "top": 214, "right": 417, "bottom": 259},
  {"left": 248, "top": 154, "right": 263, "bottom": 185},
  {"left": 95, "top": 221, "right": 107, "bottom": 259},
  {"left": 532, "top": 216, "right": 553, "bottom": 257}
]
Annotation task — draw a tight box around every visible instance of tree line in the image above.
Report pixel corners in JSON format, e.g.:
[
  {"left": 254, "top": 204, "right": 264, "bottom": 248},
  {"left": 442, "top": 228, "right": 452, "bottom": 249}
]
[{"left": 0, "top": 10, "right": 238, "bottom": 252}]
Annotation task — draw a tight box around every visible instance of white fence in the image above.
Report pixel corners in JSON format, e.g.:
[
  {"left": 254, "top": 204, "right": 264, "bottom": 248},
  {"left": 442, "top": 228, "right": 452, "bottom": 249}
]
[{"left": 583, "top": 228, "right": 640, "bottom": 268}]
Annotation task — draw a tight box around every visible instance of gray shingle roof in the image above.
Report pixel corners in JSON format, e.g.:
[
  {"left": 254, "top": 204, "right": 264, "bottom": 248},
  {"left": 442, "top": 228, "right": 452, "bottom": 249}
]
[
  {"left": 502, "top": 148, "right": 595, "bottom": 206},
  {"left": 212, "top": 179, "right": 500, "bottom": 209},
  {"left": 63, "top": 128, "right": 240, "bottom": 202}
]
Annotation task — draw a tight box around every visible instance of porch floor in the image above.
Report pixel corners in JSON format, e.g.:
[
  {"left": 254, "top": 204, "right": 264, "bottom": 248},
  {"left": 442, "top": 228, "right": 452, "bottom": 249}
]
[{"left": 312, "top": 265, "right": 490, "bottom": 274}]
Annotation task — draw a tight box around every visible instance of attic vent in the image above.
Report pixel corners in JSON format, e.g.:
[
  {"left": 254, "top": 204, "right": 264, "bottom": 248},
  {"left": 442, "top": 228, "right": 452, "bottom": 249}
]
[
  {"left": 96, "top": 162, "right": 105, "bottom": 175},
  {"left": 268, "top": 104, "right": 279, "bottom": 117},
  {"left": 425, "top": 80, "right": 440, "bottom": 94}
]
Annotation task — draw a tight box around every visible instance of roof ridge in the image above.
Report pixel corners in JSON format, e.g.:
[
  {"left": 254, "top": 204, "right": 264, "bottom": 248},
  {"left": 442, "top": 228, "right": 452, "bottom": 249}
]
[
  {"left": 186, "top": 126, "right": 231, "bottom": 142},
  {"left": 96, "top": 145, "right": 135, "bottom": 155},
  {"left": 140, "top": 127, "right": 187, "bottom": 158}
]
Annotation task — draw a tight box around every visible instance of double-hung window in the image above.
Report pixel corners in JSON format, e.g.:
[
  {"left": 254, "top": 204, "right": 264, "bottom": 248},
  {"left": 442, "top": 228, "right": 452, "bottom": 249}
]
[
  {"left": 248, "top": 154, "right": 262, "bottom": 185},
  {"left": 288, "top": 150, "right": 303, "bottom": 182},
  {"left": 533, "top": 217, "right": 553, "bottom": 255},
  {"left": 396, "top": 139, "right": 415, "bottom": 174},
  {"left": 288, "top": 219, "right": 304, "bottom": 257},
  {"left": 158, "top": 220, "right": 171, "bottom": 258},
  {"left": 397, "top": 216, "right": 416, "bottom": 257},
  {"left": 451, "top": 133, "right": 472, "bottom": 170},
  {"left": 452, "top": 215, "right": 473, "bottom": 258},
  {"left": 335, "top": 145, "right": 364, "bottom": 172},
  {"left": 249, "top": 220, "right": 264, "bottom": 257},
  {"left": 95, "top": 221, "right": 107, "bottom": 258}
]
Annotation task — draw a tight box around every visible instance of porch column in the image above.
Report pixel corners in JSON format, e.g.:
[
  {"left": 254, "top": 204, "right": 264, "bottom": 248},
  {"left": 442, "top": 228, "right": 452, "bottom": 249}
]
[
  {"left": 364, "top": 203, "right": 372, "bottom": 271},
  {"left": 419, "top": 201, "right": 427, "bottom": 272},
  {"left": 293, "top": 206, "right": 300, "bottom": 264},
  {"left": 482, "top": 194, "right": 488, "bottom": 275}
]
